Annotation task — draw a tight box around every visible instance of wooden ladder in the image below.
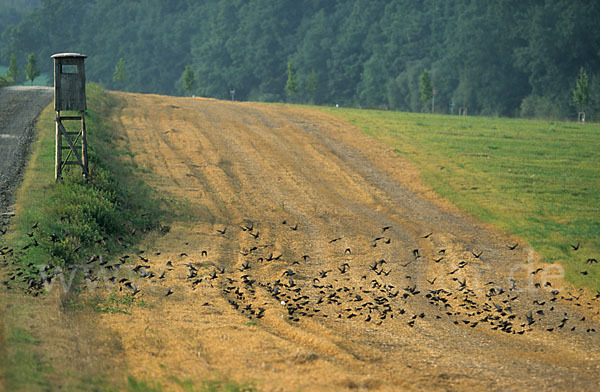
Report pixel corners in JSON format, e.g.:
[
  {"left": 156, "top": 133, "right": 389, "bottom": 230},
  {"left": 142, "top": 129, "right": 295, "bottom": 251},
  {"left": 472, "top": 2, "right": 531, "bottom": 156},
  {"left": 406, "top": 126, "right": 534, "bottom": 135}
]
[{"left": 55, "top": 110, "right": 88, "bottom": 181}]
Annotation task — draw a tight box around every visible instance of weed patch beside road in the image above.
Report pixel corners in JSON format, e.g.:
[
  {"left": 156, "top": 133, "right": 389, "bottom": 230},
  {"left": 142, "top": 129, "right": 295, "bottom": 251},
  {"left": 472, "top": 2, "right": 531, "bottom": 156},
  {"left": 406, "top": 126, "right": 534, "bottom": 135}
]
[
  {"left": 0, "top": 84, "right": 166, "bottom": 391},
  {"left": 3, "top": 84, "right": 164, "bottom": 290}
]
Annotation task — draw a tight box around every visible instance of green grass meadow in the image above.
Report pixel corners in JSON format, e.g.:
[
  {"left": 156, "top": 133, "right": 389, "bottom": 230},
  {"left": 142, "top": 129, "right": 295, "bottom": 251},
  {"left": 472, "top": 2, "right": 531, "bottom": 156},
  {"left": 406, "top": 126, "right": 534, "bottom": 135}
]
[{"left": 323, "top": 108, "right": 600, "bottom": 290}]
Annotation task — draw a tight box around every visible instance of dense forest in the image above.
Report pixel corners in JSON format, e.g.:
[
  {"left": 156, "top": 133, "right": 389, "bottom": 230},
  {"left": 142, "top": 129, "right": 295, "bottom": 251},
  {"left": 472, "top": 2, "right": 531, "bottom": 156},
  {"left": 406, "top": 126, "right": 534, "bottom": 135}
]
[
  {"left": 1, "top": 0, "right": 599, "bottom": 119},
  {"left": 0, "top": 0, "right": 39, "bottom": 33}
]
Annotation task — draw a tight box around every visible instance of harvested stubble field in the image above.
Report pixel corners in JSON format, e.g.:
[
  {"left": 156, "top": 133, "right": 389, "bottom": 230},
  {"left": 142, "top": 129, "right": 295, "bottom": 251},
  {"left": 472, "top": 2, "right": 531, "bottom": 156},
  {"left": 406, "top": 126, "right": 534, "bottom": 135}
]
[
  {"left": 96, "top": 92, "right": 600, "bottom": 391},
  {"left": 2, "top": 91, "right": 600, "bottom": 391}
]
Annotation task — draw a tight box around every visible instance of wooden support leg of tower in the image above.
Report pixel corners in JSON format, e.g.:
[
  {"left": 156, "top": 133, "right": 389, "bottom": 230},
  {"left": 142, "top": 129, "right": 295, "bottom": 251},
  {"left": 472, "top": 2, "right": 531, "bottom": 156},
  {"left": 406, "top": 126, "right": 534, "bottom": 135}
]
[
  {"left": 55, "top": 111, "right": 89, "bottom": 181},
  {"left": 81, "top": 110, "right": 88, "bottom": 178},
  {"left": 55, "top": 111, "right": 62, "bottom": 181}
]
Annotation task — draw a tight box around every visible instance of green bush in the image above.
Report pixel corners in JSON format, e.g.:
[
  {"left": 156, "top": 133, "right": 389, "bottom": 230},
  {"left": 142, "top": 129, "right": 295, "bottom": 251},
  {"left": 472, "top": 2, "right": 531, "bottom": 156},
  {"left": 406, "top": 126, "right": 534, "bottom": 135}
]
[{"left": 520, "top": 94, "right": 561, "bottom": 120}]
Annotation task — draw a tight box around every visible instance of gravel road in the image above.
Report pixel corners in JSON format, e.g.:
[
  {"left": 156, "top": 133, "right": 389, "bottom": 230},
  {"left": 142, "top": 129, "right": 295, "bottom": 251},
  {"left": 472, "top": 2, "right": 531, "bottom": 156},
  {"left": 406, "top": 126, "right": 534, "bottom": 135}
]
[{"left": 0, "top": 86, "right": 52, "bottom": 223}]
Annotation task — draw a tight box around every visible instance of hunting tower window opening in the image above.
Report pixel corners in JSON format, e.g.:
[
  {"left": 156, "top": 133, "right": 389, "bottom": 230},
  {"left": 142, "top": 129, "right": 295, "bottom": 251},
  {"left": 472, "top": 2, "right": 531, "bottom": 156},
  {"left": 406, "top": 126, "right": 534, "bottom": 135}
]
[{"left": 61, "top": 64, "right": 78, "bottom": 74}]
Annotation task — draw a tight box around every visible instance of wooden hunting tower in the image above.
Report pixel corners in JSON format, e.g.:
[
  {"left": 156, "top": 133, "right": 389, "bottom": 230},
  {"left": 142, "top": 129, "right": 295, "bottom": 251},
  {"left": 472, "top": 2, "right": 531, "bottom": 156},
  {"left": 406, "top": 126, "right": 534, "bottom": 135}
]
[{"left": 52, "top": 52, "right": 88, "bottom": 180}]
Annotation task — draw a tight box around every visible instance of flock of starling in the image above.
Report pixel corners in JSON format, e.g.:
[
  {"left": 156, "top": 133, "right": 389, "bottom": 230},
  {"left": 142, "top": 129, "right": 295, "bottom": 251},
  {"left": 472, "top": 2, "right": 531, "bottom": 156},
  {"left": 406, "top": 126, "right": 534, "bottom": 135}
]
[
  {"left": 1, "top": 216, "right": 599, "bottom": 338},
  {"left": 208, "top": 220, "right": 599, "bottom": 336}
]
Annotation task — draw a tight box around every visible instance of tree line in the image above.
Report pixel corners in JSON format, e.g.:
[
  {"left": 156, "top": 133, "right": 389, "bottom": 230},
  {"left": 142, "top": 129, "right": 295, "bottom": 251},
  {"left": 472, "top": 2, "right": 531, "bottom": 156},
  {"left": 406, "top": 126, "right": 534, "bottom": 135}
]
[
  {"left": 0, "top": 52, "right": 39, "bottom": 86},
  {"left": 1, "top": 0, "right": 599, "bottom": 119}
]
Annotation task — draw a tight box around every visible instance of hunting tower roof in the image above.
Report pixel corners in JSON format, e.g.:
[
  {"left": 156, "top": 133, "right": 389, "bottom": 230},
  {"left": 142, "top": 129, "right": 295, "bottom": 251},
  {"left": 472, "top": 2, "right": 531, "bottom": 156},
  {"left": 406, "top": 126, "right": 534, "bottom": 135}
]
[{"left": 51, "top": 53, "right": 87, "bottom": 59}]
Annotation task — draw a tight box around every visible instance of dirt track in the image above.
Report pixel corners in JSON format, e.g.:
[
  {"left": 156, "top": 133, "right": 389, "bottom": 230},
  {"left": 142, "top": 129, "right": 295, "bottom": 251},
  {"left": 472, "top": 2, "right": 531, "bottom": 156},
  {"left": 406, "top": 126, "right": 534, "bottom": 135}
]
[
  {"left": 87, "top": 92, "right": 600, "bottom": 391},
  {"left": 0, "top": 86, "right": 52, "bottom": 222}
]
